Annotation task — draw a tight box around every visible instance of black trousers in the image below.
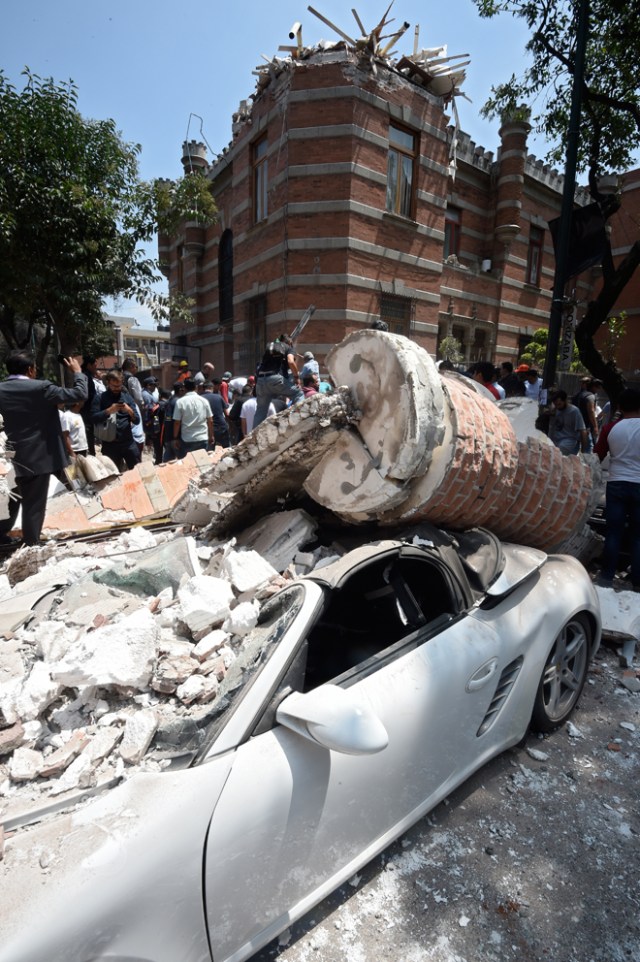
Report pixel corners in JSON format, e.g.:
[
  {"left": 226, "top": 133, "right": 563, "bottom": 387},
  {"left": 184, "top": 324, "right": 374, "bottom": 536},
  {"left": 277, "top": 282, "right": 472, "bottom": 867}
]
[
  {"left": 0, "top": 474, "right": 50, "bottom": 545},
  {"left": 101, "top": 438, "right": 142, "bottom": 471}
]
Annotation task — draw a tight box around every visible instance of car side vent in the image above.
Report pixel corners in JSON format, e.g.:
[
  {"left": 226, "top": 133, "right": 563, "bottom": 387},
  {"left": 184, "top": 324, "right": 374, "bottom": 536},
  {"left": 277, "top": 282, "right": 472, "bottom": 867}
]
[{"left": 476, "top": 656, "right": 524, "bottom": 737}]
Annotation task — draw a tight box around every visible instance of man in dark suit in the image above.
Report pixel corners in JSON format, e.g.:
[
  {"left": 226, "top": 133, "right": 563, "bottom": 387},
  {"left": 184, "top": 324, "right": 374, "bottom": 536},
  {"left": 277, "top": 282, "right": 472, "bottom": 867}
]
[{"left": 0, "top": 350, "right": 87, "bottom": 545}]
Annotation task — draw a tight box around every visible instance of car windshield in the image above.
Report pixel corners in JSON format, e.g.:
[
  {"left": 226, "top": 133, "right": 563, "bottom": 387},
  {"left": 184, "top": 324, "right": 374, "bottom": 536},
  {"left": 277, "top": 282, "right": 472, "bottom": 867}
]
[{"left": 152, "top": 584, "right": 306, "bottom": 764}]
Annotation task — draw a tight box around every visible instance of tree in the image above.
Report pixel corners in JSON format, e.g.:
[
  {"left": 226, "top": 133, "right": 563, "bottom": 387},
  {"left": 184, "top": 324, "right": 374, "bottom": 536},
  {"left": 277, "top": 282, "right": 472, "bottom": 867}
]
[
  {"left": 438, "top": 335, "right": 464, "bottom": 366},
  {"left": 519, "top": 327, "right": 586, "bottom": 373},
  {"left": 0, "top": 70, "right": 217, "bottom": 369},
  {"left": 600, "top": 311, "right": 627, "bottom": 365},
  {"left": 474, "top": 0, "right": 640, "bottom": 406}
]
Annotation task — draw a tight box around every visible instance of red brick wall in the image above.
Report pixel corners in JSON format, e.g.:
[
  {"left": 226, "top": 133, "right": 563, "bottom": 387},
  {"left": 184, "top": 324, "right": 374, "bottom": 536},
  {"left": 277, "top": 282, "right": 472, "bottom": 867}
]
[{"left": 162, "top": 50, "right": 638, "bottom": 378}]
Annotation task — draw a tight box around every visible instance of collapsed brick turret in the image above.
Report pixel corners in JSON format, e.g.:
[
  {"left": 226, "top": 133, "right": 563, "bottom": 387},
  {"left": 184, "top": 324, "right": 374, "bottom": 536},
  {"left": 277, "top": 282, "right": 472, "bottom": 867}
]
[{"left": 175, "top": 331, "right": 602, "bottom": 554}]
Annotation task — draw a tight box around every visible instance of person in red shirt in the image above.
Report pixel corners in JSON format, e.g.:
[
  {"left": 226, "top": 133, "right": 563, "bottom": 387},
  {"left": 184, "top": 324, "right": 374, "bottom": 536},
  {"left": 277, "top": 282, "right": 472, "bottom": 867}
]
[
  {"left": 219, "top": 372, "right": 232, "bottom": 405},
  {"left": 472, "top": 361, "right": 501, "bottom": 400}
]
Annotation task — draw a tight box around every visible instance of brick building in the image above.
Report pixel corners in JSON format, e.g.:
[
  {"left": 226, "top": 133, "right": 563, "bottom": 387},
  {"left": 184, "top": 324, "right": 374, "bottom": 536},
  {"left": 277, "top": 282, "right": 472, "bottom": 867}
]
[{"left": 158, "top": 42, "right": 638, "bottom": 377}]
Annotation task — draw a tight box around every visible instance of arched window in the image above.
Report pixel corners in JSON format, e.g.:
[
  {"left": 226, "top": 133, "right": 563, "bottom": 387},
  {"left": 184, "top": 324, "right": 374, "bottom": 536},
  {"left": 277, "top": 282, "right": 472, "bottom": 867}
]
[{"left": 219, "top": 230, "right": 234, "bottom": 325}]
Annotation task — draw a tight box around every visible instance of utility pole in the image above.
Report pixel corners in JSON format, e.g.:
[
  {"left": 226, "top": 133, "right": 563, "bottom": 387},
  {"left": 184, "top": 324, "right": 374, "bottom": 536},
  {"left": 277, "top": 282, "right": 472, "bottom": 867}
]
[{"left": 540, "top": 0, "right": 590, "bottom": 409}]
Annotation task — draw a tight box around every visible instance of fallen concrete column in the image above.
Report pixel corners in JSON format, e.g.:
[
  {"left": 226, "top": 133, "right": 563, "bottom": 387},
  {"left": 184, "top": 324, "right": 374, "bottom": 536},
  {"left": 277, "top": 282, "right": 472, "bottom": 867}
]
[{"left": 304, "top": 332, "right": 601, "bottom": 552}]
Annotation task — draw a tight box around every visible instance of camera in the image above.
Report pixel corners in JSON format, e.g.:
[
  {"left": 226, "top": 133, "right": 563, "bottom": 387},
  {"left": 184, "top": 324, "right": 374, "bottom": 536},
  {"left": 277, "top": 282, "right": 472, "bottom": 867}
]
[{"left": 57, "top": 354, "right": 67, "bottom": 364}]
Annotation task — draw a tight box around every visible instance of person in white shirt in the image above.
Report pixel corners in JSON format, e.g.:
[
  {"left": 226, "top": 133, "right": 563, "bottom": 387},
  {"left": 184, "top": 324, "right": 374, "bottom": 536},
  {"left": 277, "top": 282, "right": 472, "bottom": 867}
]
[
  {"left": 241, "top": 395, "right": 275, "bottom": 435},
  {"left": 172, "top": 378, "right": 213, "bottom": 455},
  {"left": 595, "top": 388, "right": 640, "bottom": 589},
  {"left": 59, "top": 402, "right": 89, "bottom": 456},
  {"left": 524, "top": 369, "right": 542, "bottom": 401}
]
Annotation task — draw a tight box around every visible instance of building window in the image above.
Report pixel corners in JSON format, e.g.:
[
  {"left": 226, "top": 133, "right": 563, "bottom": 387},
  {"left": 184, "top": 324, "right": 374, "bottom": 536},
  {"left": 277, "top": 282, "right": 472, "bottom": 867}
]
[
  {"left": 238, "top": 297, "right": 267, "bottom": 373},
  {"left": 218, "top": 230, "right": 234, "bottom": 325},
  {"left": 517, "top": 332, "right": 532, "bottom": 359},
  {"left": 451, "top": 324, "right": 468, "bottom": 362},
  {"left": 386, "top": 124, "right": 416, "bottom": 218},
  {"left": 472, "top": 328, "right": 487, "bottom": 362},
  {"left": 254, "top": 137, "right": 268, "bottom": 223},
  {"left": 444, "top": 207, "right": 462, "bottom": 259},
  {"left": 526, "top": 226, "right": 544, "bottom": 286},
  {"left": 380, "top": 293, "right": 413, "bottom": 336}
]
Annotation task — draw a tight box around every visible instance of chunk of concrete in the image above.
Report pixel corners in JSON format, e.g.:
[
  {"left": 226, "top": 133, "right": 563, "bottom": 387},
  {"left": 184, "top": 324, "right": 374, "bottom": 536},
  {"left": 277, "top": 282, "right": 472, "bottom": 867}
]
[
  {"left": 0, "top": 722, "right": 25, "bottom": 757},
  {"left": 119, "top": 709, "right": 158, "bottom": 764},
  {"left": 177, "top": 576, "right": 234, "bottom": 635},
  {"left": 50, "top": 607, "right": 159, "bottom": 690},
  {"left": 235, "top": 509, "right": 318, "bottom": 572},
  {"left": 9, "top": 746, "right": 43, "bottom": 782},
  {"left": 16, "top": 662, "right": 63, "bottom": 722},
  {"left": 150, "top": 654, "right": 198, "bottom": 694},
  {"left": 304, "top": 431, "right": 408, "bottom": 517},
  {"left": 223, "top": 550, "right": 277, "bottom": 593},
  {"left": 49, "top": 753, "right": 95, "bottom": 795},
  {"left": 595, "top": 587, "right": 640, "bottom": 643},
  {"left": 82, "top": 727, "right": 123, "bottom": 765},
  {"left": 192, "top": 629, "right": 230, "bottom": 662},
  {"left": 39, "top": 730, "right": 90, "bottom": 778},
  {"left": 223, "top": 601, "right": 260, "bottom": 637},
  {"left": 171, "top": 388, "right": 358, "bottom": 531},
  {"left": 175, "top": 674, "right": 208, "bottom": 705},
  {"left": 33, "top": 620, "right": 80, "bottom": 662}
]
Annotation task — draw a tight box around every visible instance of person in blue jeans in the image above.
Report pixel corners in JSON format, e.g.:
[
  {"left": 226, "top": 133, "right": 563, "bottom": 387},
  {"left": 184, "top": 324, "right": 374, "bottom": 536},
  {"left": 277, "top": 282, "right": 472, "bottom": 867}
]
[
  {"left": 595, "top": 388, "right": 640, "bottom": 589},
  {"left": 254, "top": 334, "right": 304, "bottom": 429}
]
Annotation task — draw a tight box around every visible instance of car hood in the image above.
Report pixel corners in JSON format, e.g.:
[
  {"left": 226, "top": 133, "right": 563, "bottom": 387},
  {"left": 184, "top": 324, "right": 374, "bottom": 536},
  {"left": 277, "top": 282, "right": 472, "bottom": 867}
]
[{"left": 0, "top": 754, "right": 233, "bottom": 962}]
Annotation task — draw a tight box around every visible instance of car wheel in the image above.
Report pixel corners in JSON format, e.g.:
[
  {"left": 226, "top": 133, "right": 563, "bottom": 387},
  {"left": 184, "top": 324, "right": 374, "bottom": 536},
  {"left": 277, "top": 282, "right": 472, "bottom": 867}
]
[{"left": 531, "top": 614, "right": 591, "bottom": 732}]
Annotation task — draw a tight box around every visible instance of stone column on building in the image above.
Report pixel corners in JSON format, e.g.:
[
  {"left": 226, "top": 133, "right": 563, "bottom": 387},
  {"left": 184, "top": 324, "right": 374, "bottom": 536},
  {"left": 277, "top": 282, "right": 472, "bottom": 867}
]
[{"left": 492, "top": 110, "right": 531, "bottom": 272}]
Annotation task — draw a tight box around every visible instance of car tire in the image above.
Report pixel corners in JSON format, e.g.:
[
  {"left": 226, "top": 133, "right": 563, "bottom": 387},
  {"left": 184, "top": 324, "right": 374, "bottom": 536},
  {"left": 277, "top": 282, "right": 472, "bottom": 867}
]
[{"left": 531, "top": 613, "right": 591, "bottom": 733}]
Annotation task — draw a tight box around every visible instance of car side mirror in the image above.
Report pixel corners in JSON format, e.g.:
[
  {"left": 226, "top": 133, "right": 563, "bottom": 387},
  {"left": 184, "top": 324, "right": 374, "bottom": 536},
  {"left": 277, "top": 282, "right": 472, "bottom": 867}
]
[{"left": 276, "top": 684, "right": 388, "bottom": 755}]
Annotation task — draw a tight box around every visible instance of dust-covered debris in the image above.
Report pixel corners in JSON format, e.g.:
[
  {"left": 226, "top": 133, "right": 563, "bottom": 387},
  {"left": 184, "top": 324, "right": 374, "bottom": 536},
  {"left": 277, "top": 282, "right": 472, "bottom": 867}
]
[{"left": 0, "top": 512, "right": 330, "bottom": 821}]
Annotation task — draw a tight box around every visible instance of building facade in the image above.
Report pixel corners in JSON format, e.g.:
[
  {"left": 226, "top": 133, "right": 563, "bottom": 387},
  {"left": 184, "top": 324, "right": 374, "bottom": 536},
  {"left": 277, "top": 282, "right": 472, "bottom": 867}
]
[{"left": 159, "top": 43, "right": 637, "bottom": 376}]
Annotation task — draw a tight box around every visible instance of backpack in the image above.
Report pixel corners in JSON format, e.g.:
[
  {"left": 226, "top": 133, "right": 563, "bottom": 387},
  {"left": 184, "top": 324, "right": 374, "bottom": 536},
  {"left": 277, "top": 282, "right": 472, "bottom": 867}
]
[
  {"left": 260, "top": 340, "right": 288, "bottom": 375},
  {"left": 264, "top": 340, "right": 287, "bottom": 359},
  {"left": 572, "top": 389, "right": 591, "bottom": 423}
]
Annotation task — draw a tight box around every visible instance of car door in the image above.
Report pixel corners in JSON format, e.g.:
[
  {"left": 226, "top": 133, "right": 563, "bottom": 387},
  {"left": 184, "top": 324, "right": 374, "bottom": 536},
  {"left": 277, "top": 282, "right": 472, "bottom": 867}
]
[{"left": 203, "top": 598, "right": 506, "bottom": 962}]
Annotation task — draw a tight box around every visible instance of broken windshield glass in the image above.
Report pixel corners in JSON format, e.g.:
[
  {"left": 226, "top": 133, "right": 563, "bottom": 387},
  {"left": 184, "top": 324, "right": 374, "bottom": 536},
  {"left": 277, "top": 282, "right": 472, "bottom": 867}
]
[{"left": 150, "top": 584, "right": 307, "bottom": 762}]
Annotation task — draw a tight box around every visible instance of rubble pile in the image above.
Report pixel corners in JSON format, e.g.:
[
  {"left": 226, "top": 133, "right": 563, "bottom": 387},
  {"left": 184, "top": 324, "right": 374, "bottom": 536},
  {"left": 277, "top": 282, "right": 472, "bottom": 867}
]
[{"left": 0, "top": 510, "right": 333, "bottom": 817}]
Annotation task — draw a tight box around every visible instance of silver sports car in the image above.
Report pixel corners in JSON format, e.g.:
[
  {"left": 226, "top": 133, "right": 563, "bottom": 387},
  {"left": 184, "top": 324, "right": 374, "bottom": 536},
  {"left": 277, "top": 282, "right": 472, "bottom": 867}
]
[{"left": 0, "top": 526, "right": 601, "bottom": 962}]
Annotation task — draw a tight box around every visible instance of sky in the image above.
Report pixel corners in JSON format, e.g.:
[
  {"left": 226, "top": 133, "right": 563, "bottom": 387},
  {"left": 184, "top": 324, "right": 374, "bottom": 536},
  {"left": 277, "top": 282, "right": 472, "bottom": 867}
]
[{"left": 2, "top": 0, "right": 539, "bottom": 326}]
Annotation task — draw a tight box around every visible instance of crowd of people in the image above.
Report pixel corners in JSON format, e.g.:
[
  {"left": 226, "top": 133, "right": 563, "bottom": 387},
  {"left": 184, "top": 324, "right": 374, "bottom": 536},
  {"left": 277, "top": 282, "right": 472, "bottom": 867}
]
[{"left": 0, "top": 340, "right": 331, "bottom": 546}]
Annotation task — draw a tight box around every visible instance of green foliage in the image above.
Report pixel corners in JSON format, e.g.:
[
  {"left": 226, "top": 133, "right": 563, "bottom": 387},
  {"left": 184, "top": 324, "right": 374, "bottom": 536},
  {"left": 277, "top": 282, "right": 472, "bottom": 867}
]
[
  {"left": 519, "top": 326, "right": 587, "bottom": 372},
  {"left": 438, "top": 335, "right": 464, "bottom": 364},
  {"left": 474, "top": 0, "right": 640, "bottom": 177},
  {"left": 600, "top": 311, "right": 627, "bottom": 363},
  {"left": 0, "top": 70, "right": 217, "bottom": 362}
]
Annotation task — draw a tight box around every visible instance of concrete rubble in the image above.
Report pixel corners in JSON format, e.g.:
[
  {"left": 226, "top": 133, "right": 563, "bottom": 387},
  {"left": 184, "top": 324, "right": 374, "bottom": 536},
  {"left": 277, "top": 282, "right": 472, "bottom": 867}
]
[{"left": 0, "top": 511, "right": 335, "bottom": 821}]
